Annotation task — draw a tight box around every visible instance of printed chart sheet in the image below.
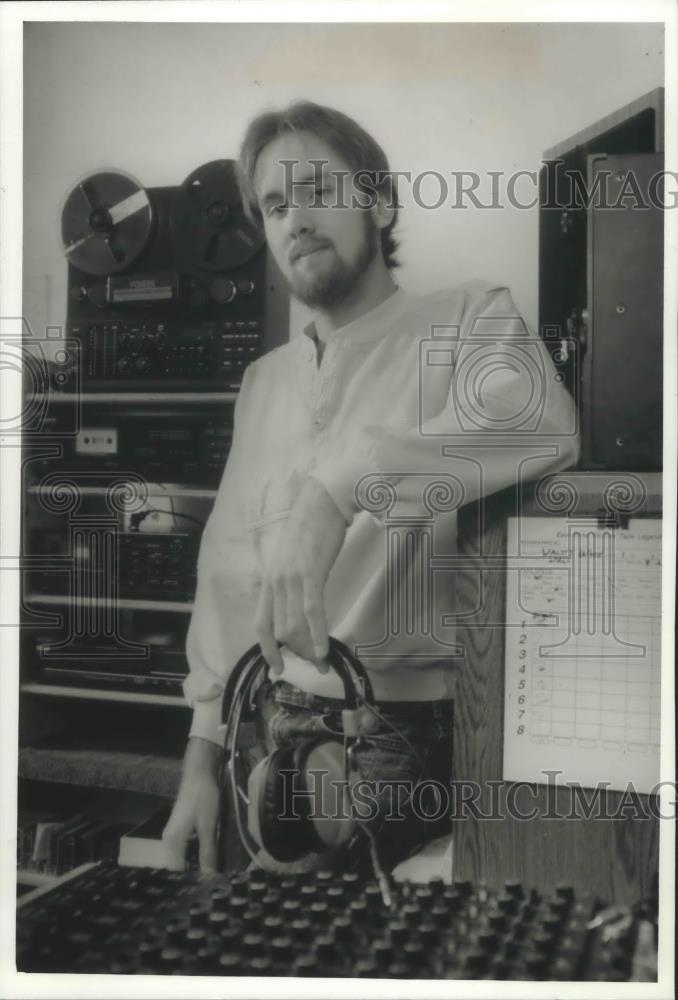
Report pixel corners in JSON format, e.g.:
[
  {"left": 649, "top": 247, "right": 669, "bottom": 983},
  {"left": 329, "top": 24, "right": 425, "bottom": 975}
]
[{"left": 503, "top": 517, "right": 661, "bottom": 793}]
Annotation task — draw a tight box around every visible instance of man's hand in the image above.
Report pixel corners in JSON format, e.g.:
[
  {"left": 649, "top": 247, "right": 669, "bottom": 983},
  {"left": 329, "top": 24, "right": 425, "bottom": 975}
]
[
  {"left": 162, "top": 736, "right": 222, "bottom": 873},
  {"left": 254, "top": 476, "right": 348, "bottom": 673}
]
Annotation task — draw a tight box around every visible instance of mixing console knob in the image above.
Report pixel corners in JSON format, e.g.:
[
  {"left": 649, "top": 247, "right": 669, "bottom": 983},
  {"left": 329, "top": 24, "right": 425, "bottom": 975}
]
[
  {"left": 431, "top": 903, "right": 450, "bottom": 927},
  {"left": 373, "top": 938, "right": 394, "bottom": 965},
  {"left": 332, "top": 916, "right": 352, "bottom": 941},
  {"left": 429, "top": 877, "right": 446, "bottom": 897},
  {"left": 387, "top": 961, "right": 411, "bottom": 978},
  {"left": 442, "top": 887, "right": 463, "bottom": 911},
  {"left": 261, "top": 890, "right": 280, "bottom": 911},
  {"left": 476, "top": 928, "right": 498, "bottom": 951},
  {"left": 135, "top": 356, "right": 151, "bottom": 372},
  {"left": 488, "top": 912, "right": 509, "bottom": 933},
  {"left": 542, "top": 913, "right": 564, "bottom": 936},
  {"left": 310, "top": 901, "right": 330, "bottom": 925},
  {"left": 242, "top": 907, "right": 263, "bottom": 930},
  {"left": 164, "top": 919, "right": 184, "bottom": 945},
  {"left": 218, "top": 925, "right": 241, "bottom": 951},
  {"left": 186, "top": 927, "right": 207, "bottom": 952},
  {"left": 195, "top": 943, "right": 220, "bottom": 973},
  {"left": 250, "top": 955, "right": 273, "bottom": 975},
  {"left": 348, "top": 899, "right": 369, "bottom": 923},
  {"left": 533, "top": 929, "right": 556, "bottom": 955},
  {"left": 555, "top": 884, "right": 575, "bottom": 903},
  {"left": 417, "top": 922, "right": 439, "bottom": 945},
  {"left": 116, "top": 357, "right": 130, "bottom": 372},
  {"left": 491, "top": 957, "right": 512, "bottom": 979},
  {"left": 263, "top": 915, "right": 283, "bottom": 934},
  {"left": 414, "top": 886, "right": 434, "bottom": 903},
  {"left": 388, "top": 919, "right": 408, "bottom": 944},
  {"left": 138, "top": 938, "right": 162, "bottom": 965},
  {"left": 270, "top": 935, "right": 293, "bottom": 961},
  {"left": 290, "top": 917, "right": 311, "bottom": 941},
  {"left": 524, "top": 952, "right": 549, "bottom": 978},
  {"left": 189, "top": 904, "right": 208, "bottom": 928},
  {"left": 497, "top": 892, "right": 519, "bottom": 914},
  {"left": 207, "top": 910, "right": 229, "bottom": 933},
  {"left": 243, "top": 932, "right": 264, "bottom": 955},
  {"left": 249, "top": 878, "right": 268, "bottom": 899},
  {"left": 356, "top": 959, "right": 380, "bottom": 977},
  {"left": 209, "top": 887, "right": 230, "bottom": 908},
  {"left": 341, "top": 872, "right": 360, "bottom": 891},
  {"left": 159, "top": 946, "right": 183, "bottom": 972},
  {"left": 279, "top": 878, "right": 299, "bottom": 899},
  {"left": 553, "top": 956, "right": 575, "bottom": 980},
  {"left": 219, "top": 952, "right": 241, "bottom": 974},
  {"left": 229, "top": 894, "right": 248, "bottom": 916},
  {"left": 363, "top": 883, "right": 383, "bottom": 909},
  {"left": 326, "top": 885, "right": 346, "bottom": 908},
  {"left": 465, "top": 950, "right": 491, "bottom": 975},
  {"left": 403, "top": 940, "right": 427, "bottom": 969},
  {"left": 314, "top": 934, "right": 336, "bottom": 961},
  {"left": 293, "top": 954, "right": 320, "bottom": 977},
  {"left": 109, "top": 950, "right": 137, "bottom": 974}
]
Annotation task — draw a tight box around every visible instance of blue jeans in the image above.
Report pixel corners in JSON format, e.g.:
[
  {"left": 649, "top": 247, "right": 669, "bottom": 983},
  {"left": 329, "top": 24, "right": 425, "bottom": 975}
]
[{"left": 253, "top": 679, "right": 454, "bottom": 876}]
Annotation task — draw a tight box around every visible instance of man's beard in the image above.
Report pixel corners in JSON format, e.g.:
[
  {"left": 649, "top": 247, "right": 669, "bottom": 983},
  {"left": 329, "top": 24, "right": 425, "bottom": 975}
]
[{"left": 287, "top": 217, "right": 379, "bottom": 310}]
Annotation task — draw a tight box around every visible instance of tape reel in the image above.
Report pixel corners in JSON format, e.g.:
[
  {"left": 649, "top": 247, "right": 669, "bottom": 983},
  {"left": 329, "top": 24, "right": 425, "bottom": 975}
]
[
  {"left": 174, "top": 159, "right": 265, "bottom": 271},
  {"left": 61, "top": 170, "right": 153, "bottom": 277}
]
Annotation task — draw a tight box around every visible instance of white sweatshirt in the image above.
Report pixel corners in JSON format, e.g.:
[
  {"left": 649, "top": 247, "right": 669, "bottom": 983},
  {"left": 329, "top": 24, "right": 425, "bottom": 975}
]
[{"left": 185, "top": 280, "right": 580, "bottom": 744}]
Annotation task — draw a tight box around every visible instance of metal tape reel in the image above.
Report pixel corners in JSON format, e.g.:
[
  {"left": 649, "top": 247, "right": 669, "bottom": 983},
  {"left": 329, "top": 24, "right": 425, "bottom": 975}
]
[
  {"left": 174, "top": 159, "right": 265, "bottom": 271},
  {"left": 61, "top": 170, "right": 153, "bottom": 276}
]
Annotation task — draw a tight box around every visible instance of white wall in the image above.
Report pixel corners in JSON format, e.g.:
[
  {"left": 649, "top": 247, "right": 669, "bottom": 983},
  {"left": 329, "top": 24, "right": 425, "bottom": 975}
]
[{"left": 23, "top": 21, "right": 664, "bottom": 342}]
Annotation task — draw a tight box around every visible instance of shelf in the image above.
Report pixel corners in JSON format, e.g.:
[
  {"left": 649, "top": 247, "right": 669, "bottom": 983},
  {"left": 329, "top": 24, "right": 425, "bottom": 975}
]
[
  {"left": 37, "top": 392, "right": 238, "bottom": 403},
  {"left": 18, "top": 745, "right": 183, "bottom": 798},
  {"left": 25, "top": 593, "right": 194, "bottom": 613},
  {"left": 27, "top": 483, "right": 217, "bottom": 498},
  {"left": 21, "top": 682, "right": 188, "bottom": 707}
]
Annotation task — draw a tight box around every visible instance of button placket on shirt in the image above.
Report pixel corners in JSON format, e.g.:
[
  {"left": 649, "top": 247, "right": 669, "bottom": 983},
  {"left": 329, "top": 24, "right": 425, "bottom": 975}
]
[{"left": 310, "top": 337, "right": 340, "bottom": 435}]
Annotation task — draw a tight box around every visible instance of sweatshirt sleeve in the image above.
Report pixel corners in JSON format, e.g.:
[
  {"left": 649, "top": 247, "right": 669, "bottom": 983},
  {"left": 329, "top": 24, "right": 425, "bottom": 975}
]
[
  {"left": 311, "top": 285, "right": 580, "bottom": 523},
  {"left": 183, "top": 366, "right": 260, "bottom": 747}
]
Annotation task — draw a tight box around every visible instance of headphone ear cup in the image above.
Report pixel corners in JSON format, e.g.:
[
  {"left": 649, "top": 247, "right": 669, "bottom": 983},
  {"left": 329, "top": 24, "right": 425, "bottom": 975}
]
[
  {"left": 301, "top": 740, "right": 357, "bottom": 850},
  {"left": 289, "top": 739, "right": 334, "bottom": 855},
  {"left": 252, "top": 742, "right": 326, "bottom": 862},
  {"left": 255, "top": 745, "right": 298, "bottom": 861}
]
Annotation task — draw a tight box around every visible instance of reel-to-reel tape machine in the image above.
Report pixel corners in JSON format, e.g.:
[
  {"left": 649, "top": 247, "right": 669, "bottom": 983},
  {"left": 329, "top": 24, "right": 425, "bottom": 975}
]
[{"left": 59, "top": 160, "right": 267, "bottom": 391}]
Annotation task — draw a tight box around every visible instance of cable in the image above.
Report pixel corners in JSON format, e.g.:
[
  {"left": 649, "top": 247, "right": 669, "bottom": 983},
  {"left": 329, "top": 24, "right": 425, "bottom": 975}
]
[{"left": 154, "top": 487, "right": 182, "bottom": 533}]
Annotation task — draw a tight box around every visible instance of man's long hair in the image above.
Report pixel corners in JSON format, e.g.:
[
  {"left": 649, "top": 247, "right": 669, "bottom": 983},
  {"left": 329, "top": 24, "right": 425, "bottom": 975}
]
[{"left": 237, "top": 100, "right": 400, "bottom": 269}]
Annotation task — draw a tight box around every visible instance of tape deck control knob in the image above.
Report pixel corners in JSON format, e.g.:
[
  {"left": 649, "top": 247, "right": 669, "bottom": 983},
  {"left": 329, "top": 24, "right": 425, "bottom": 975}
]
[{"left": 209, "top": 277, "right": 237, "bottom": 304}]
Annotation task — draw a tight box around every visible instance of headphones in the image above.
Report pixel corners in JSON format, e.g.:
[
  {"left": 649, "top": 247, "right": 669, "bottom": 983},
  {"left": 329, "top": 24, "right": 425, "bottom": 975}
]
[{"left": 218, "top": 637, "right": 382, "bottom": 867}]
